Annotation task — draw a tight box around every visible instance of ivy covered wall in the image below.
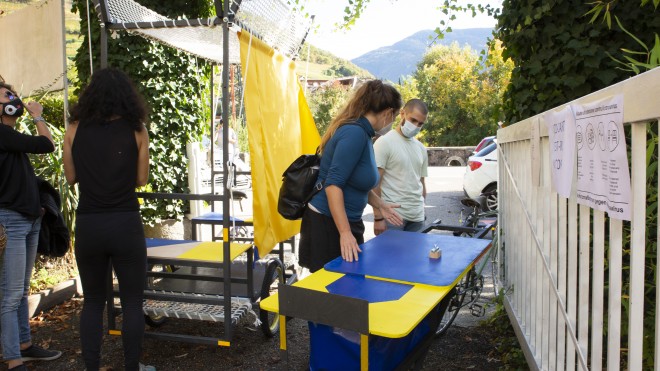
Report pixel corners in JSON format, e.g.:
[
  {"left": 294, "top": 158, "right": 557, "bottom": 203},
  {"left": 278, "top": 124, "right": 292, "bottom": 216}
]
[
  {"left": 71, "top": 0, "right": 214, "bottom": 224},
  {"left": 497, "top": 0, "right": 660, "bottom": 123}
]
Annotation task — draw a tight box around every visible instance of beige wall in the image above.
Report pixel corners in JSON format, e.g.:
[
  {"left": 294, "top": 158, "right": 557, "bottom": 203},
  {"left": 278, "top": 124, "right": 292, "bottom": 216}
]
[{"left": 0, "top": 0, "right": 64, "bottom": 96}]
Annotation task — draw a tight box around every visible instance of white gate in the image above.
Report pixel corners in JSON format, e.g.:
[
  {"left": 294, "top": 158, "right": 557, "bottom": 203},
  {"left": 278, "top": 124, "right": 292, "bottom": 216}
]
[{"left": 497, "top": 67, "right": 660, "bottom": 370}]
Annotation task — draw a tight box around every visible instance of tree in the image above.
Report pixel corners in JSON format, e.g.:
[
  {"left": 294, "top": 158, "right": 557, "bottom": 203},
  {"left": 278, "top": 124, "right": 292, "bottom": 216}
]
[
  {"left": 411, "top": 42, "right": 512, "bottom": 146},
  {"left": 306, "top": 83, "right": 351, "bottom": 136}
]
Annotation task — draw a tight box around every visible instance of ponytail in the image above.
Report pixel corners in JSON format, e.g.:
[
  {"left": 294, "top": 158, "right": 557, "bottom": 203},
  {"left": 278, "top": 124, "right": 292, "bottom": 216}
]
[{"left": 319, "top": 80, "right": 401, "bottom": 153}]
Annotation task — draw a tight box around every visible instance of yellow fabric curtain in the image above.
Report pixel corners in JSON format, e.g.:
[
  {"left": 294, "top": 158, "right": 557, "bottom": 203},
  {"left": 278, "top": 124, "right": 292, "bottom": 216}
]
[{"left": 239, "top": 31, "right": 320, "bottom": 256}]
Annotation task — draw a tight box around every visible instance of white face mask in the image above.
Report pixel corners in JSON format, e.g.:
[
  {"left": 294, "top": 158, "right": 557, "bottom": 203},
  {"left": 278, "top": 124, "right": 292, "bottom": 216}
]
[{"left": 401, "top": 120, "right": 421, "bottom": 138}]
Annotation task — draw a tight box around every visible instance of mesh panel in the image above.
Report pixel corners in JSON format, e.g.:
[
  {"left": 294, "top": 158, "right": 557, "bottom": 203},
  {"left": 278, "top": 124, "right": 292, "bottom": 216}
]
[
  {"left": 136, "top": 27, "right": 240, "bottom": 64},
  {"left": 95, "top": 0, "right": 311, "bottom": 63},
  {"left": 233, "top": 0, "right": 312, "bottom": 58},
  {"left": 103, "top": 0, "right": 166, "bottom": 23}
]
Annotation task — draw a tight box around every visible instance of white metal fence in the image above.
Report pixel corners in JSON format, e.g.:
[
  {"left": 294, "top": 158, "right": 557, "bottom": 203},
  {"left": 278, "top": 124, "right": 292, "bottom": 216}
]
[{"left": 496, "top": 67, "right": 660, "bottom": 370}]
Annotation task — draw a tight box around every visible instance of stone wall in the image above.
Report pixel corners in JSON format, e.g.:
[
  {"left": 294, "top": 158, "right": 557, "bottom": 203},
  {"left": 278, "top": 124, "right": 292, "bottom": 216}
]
[
  {"left": 144, "top": 218, "right": 192, "bottom": 240},
  {"left": 427, "top": 147, "right": 475, "bottom": 167}
]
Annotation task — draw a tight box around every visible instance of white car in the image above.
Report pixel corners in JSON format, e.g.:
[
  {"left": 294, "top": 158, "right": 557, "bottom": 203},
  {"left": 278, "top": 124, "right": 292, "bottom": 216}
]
[
  {"left": 471, "top": 135, "right": 495, "bottom": 155},
  {"left": 463, "top": 141, "right": 498, "bottom": 211}
]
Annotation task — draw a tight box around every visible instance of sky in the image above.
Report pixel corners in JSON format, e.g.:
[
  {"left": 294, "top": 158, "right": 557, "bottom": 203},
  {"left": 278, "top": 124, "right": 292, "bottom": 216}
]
[{"left": 301, "top": 0, "right": 502, "bottom": 60}]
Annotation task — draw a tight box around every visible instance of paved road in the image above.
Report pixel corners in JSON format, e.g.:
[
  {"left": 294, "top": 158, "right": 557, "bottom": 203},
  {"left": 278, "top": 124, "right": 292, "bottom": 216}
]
[{"left": 362, "top": 166, "right": 470, "bottom": 240}]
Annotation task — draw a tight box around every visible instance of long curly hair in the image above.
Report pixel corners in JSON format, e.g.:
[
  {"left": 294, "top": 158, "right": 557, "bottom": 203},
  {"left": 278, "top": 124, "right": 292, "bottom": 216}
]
[
  {"left": 319, "top": 80, "right": 401, "bottom": 153},
  {"left": 69, "top": 68, "right": 148, "bottom": 131}
]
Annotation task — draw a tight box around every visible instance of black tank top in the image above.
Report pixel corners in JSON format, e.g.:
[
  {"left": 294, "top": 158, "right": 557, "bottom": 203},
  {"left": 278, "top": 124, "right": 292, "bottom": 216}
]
[{"left": 72, "top": 118, "right": 140, "bottom": 213}]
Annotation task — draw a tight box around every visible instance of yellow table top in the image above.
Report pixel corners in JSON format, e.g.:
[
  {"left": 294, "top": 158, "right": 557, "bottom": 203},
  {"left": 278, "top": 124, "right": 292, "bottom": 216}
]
[
  {"left": 260, "top": 268, "right": 470, "bottom": 338},
  {"left": 146, "top": 240, "right": 252, "bottom": 263}
]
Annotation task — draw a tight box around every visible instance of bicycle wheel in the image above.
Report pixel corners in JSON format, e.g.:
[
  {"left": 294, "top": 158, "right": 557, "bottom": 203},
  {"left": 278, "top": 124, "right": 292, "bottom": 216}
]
[
  {"left": 259, "top": 258, "right": 285, "bottom": 337},
  {"left": 435, "top": 269, "right": 476, "bottom": 337},
  {"left": 453, "top": 206, "right": 480, "bottom": 237}
]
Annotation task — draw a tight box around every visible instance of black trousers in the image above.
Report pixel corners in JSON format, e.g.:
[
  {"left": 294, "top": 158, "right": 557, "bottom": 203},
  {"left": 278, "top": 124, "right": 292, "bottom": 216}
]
[
  {"left": 299, "top": 206, "right": 365, "bottom": 273},
  {"left": 75, "top": 211, "right": 146, "bottom": 371}
]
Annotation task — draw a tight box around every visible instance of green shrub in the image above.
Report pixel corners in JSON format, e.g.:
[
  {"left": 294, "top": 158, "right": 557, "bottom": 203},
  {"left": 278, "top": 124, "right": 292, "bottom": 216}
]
[
  {"left": 483, "top": 292, "right": 527, "bottom": 369},
  {"left": 307, "top": 84, "right": 351, "bottom": 136}
]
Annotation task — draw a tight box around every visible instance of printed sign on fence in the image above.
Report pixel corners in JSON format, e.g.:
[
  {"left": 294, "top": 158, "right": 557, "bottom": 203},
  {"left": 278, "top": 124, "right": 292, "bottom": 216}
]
[
  {"left": 572, "top": 95, "right": 631, "bottom": 220},
  {"left": 543, "top": 106, "right": 576, "bottom": 198}
]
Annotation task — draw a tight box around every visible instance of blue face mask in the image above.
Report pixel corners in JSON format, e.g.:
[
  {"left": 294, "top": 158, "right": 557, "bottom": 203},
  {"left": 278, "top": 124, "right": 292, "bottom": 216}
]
[{"left": 401, "top": 120, "right": 421, "bottom": 138}]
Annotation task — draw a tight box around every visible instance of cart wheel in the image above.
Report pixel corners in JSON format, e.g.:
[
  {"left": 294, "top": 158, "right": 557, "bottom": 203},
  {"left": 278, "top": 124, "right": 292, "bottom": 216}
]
[
  {"left": 144, "top": 264, "right": 176, "bottom": 328},
  {"left": 435, "top": 269, "right": 475, "bottom": 337},
  {"left": 259, "top": 258, "right": 285, "bottom": 337},
  {"left": 145, "top": 313, "right": 167, "bottom": 327}
]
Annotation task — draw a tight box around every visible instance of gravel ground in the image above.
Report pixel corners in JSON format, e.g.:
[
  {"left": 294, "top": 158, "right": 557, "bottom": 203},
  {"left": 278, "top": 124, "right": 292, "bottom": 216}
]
[
  {"left": 26, "top": 295, "right": 503, "bottom": 370},
  {"left": 22, "top": 167, "right": 511, "bottom": 370}
]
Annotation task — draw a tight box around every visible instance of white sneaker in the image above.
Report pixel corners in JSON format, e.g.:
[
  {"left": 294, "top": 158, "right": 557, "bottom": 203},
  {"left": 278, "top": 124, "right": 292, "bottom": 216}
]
[{"left": 139, "top": 363, "right": 156, "bottom": 371}]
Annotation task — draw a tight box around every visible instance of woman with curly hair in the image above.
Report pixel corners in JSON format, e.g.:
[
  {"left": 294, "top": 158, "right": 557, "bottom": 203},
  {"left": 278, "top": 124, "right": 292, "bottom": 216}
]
[{"left": 63, "top": 68, "right": 153, "bottom": 371}]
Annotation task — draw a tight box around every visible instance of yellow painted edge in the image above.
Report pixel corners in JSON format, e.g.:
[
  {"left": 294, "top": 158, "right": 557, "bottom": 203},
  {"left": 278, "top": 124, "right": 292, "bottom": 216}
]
[
  {"left": 450, "top": 263, "right": 475, "bottom": 288},
  {"left": 364, "top": 274, "right": 413, "bottom": 285},
  {"left": 223, "top": 228, "right": 229, "bottom": 240},
  {"left": 218, "top": 340, "right": 231, "bottom": 347},
  {"left": 279, "top": 315, "right": 287, "bottom": 350},
  {"left": 369, "top": 284, "right": 450, "bottom": 338},
  {"left": 109, "top": 330, "right": 121, "bottom": 336},
  {"left": 360, "top": 334, "right": 369, "bottom": 371}
]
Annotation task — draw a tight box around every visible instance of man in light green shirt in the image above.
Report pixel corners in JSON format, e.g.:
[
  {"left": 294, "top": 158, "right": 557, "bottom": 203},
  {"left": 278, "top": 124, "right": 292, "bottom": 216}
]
[{"left": 373, "top": 99, "right": 429, "bottom": 234}]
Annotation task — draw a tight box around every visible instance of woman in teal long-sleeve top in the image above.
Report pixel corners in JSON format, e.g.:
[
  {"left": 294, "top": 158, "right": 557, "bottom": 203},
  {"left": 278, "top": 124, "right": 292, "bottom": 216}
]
[{"left": 299, "top": 80, "right": 404, "bottom": 272}]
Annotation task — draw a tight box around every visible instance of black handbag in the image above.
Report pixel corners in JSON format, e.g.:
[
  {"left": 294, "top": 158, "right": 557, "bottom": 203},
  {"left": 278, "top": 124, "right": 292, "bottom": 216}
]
[{"left": 277, "top": 153, "right": 323, "bottom": 220}]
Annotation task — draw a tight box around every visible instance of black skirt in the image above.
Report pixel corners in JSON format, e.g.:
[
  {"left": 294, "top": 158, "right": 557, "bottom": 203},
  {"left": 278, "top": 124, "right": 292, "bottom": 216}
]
[{"left": 298, "top": 206, "right": 365, "bottom": 273}]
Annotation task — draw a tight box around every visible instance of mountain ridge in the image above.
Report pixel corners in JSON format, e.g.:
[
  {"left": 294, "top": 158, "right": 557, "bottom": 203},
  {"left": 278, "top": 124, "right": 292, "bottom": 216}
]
[{"left": 350, "top": 28, "right": 493, "bottom": 82}]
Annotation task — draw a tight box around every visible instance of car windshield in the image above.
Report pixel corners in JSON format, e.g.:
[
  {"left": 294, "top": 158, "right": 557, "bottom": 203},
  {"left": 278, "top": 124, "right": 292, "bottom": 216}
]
[
  {"left": 474, "top": 136, "right": 495, "bottom": 152},
  {"left": 474, "top": 142, "right": 496, "bottom": 157}
]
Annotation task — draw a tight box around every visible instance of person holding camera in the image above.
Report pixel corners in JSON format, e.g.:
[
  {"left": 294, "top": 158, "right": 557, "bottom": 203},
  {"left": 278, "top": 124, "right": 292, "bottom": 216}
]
[{"left": 0, "top": 81, "right": 61, "bottom": 370}]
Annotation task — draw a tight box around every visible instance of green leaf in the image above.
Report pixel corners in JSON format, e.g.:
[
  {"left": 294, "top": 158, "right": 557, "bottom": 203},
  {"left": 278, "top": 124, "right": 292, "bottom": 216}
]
[
  {"left": 649, "top": 34, "right": 660, "bottom": 66},
  {"left": 647, "top": 138, "right": 657, "bottom": 167},
  {"left": 586, "top": 4, "right": 603, "bottom": 24},
  {"left": 620, "top": 48, "right": 648, "bottom": 56},
  {"left": 605, "top": 11, "right": 611, "bottom": 28},
  {"left": 615, "top": 15, "right": 648, "bottom": 51}
]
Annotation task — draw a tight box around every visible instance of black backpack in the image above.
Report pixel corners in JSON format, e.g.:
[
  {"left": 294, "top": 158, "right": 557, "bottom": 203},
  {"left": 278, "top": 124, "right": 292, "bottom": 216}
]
[
  {"left": 37, "top": 178, "right": 71, "bottom": 257},
  {"left": 277, "top": 153, "right": 323, "bottom": 220}
]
